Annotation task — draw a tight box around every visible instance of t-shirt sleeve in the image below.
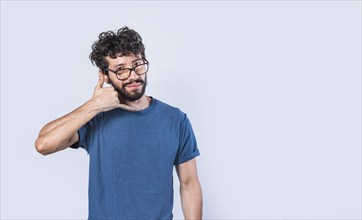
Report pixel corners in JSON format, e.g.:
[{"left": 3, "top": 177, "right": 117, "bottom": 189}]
[
  {"left": 174, "top": 114, "right": 200, "bottom": 165},
  {"left": 69, "top": 120, "right": 91, "bottom": 152}
]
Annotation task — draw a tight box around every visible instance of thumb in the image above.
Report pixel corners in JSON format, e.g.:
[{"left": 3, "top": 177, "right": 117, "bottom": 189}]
[{"left": 96, "top": 71, "right": 104, "bottom": 89}]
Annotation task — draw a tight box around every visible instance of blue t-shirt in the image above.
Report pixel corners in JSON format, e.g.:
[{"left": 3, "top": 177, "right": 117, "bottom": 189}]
[{"left": 72, "top": 98, "right": 200, "bottom": 220}]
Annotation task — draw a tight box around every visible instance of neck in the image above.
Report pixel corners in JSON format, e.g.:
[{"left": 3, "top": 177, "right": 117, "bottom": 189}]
[{"left": 123, "top": 95, "right": 151, "bottom": 111}]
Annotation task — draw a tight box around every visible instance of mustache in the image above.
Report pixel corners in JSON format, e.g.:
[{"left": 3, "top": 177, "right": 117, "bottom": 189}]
[{"left": 122, "top": 79, "right": 145, "bottom": 88}]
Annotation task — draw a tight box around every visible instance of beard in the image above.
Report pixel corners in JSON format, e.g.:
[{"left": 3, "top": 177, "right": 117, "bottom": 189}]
[{"left": 110, "top": 75, "right": 147, "bottom": 102}]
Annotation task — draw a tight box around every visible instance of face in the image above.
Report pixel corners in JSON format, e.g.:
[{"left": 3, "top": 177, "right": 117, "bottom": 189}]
[{"left": 104, "top": 54, "right": 148, "bottom": 102}]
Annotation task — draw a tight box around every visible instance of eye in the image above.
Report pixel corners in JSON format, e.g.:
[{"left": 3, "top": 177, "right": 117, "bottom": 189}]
[
  {"left": 116, "top": 68, "right": 125, "bottom": 72},
  {"left": 134, "top": 61, "right": 143, "bottom": 66},
  {"left": 115, "top": 68, "right": 128, "bottom": 74}
]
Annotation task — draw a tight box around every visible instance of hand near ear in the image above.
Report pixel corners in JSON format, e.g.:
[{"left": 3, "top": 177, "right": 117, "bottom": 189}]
[{"left": 91, "top": 71, "right": 135, "bottom": 112}]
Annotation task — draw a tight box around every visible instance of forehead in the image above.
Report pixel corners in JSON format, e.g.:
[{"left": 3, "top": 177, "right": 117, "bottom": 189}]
[{"left": 106, "top": 54, "right": 143, "bottom": 68}]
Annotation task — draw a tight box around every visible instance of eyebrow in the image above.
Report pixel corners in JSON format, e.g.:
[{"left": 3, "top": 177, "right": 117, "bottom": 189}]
[{"left": 114, "top": 58, "right": 143, "bottom": 68}]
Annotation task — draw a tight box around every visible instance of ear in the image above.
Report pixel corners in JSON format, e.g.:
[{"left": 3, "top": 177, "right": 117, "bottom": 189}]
[{"left": 104, "top": 74, "right": 111, "bottom": 84}]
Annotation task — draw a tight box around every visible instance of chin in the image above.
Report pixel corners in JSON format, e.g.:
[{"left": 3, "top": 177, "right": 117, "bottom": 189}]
[{"left": 124, "top": 93, "right": 144, "bottom": 102}]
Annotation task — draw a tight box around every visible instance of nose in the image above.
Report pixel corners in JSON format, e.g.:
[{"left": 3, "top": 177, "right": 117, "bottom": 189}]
[{"left": 127, "top": 69, "right": 140, "bottom": 81}]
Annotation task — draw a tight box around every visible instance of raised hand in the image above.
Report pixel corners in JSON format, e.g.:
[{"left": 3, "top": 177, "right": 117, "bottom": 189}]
[
  {"left": 91, "top": 72, "right": 135, "bottom": 112},
  {"left": 35, "top": 72, "right": 135, "bottom": 155}
]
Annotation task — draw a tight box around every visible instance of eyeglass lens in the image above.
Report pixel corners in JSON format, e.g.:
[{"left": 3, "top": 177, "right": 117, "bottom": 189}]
[{"left": 117, "top": 62, "right": 148, "bottom": 80}]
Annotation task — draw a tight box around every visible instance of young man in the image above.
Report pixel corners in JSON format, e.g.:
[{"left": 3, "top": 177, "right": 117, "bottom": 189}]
[{"left": 35, "top": 27, "right": 202, "bottom": 220}]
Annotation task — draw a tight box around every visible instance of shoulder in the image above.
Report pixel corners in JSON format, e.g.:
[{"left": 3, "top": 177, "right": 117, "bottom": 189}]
[{"left": 153, "top": 98, "right": 187, "bottom": 120}]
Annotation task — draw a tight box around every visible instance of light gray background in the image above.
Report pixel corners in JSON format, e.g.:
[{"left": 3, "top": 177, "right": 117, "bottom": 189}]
[{"left": 1, "top": 1, "right": 361, "bottom": 219}]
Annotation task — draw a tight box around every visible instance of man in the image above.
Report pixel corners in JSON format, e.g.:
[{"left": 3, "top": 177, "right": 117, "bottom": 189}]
[{"left": 35, "top": 27, "right": 202, "bottom": 220}]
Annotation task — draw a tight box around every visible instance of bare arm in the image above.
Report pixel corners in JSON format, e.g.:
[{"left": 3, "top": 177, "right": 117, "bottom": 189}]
[
  {"left": 176, "top": 158, "right": 203, "bottom": 220},
  {"left": 35, "top": 101, "right": 97, "bottom": 155},
  {"left": 35, "top": 72, "right": 134, "bottom": 155}
]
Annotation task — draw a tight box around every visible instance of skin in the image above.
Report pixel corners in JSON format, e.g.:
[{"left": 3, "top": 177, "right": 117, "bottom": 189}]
[{"left": 35, "top": 54, "right": 202, "bottom": 219}]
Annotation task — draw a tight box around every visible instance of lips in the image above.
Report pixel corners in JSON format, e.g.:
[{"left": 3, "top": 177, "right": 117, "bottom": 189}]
[
  {"left": 126, "top": 82, "right": 142, "bottom": 89},
  {"left": 123, "top": 79, "right": 144, "bottom": 90}
]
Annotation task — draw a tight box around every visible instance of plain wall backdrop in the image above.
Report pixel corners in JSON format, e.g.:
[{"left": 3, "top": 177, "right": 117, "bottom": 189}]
[{"left": 1, "top": 1, "right": 361, "bottom": 219}]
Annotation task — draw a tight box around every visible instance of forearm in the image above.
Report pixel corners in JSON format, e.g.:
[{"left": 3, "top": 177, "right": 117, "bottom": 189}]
[
  {"left": 35, "top": 99, "right": 99, "bottom": 155},
  {"left": 180, "top": 182, "right": 203, "bottom": 220}
]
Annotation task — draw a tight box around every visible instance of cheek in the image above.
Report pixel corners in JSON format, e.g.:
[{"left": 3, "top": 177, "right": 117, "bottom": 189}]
[
  {"left": 108, "top": 76, "right": 122, "bottom": 88},
  {"left": 108, "top": 75, "right": 120, "bottom": 84},
  {"left": 142, "top": 74, "right": 147, "bottom": 82}
]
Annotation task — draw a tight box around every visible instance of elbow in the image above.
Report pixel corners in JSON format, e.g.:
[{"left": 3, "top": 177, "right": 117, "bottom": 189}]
[
  {"left": 34, "top": 137, "right": 51, "bottom": 156},
  {"left": 180, "top": 179, "right": 201, "bottom": 192}
]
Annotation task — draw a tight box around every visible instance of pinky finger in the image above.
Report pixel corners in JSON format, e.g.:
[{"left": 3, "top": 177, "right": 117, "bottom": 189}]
[{"left": 118, "top": 104, "right": 136, "bottom": 111}]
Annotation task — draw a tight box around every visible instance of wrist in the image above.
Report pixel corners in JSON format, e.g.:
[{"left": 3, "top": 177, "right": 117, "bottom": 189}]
[{"left": 84, "top": 99, "right": 103, "bottom": 115}]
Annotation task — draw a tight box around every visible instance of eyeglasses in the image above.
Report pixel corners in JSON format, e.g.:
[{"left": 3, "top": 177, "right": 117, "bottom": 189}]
[{"left": 106, "top": 58, "right": 149, "bottom": 81}]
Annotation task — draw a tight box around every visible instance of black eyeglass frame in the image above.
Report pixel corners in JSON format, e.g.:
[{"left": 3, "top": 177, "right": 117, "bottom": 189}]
[{"left": 106, "top": 58, "right": 149, "bottom": 81}]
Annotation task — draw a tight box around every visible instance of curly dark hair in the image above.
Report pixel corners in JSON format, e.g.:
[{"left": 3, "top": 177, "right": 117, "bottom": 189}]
[{"left": 89, "top": 26, "right": 146, "bottom": 74}]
